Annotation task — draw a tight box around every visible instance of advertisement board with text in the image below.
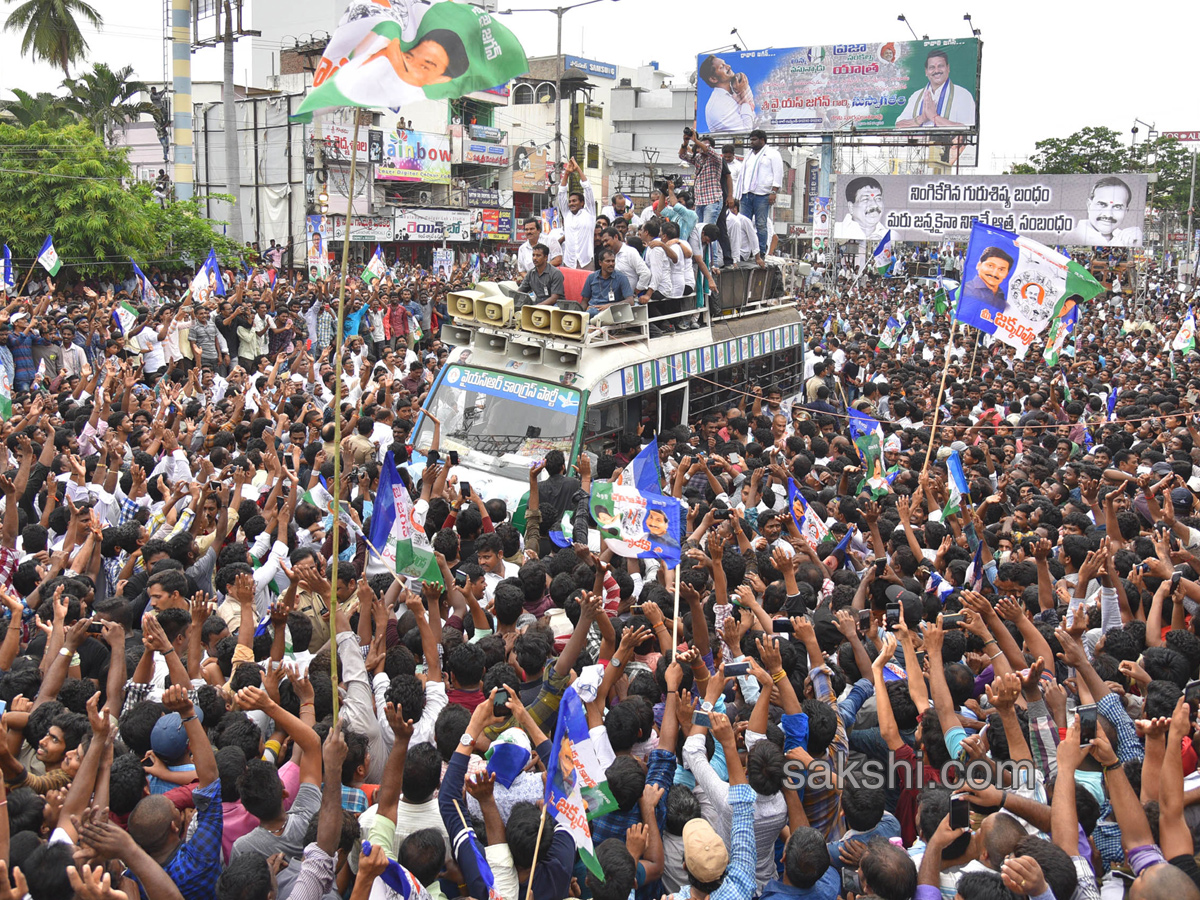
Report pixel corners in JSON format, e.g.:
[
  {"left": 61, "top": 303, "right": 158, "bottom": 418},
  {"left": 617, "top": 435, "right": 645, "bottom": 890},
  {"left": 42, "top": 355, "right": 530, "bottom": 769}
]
[
  {"left": 837, "top": 174, "right": 1148, "bottom": 247},
  {"left": 376, "top": 130, "right": 452, "bottom": 184},
  {"left": 394, "top": 209, "right": 471, "bottom": 242},
  {"left": 696, "top": 38, "right": 980, "bottom": 135}
]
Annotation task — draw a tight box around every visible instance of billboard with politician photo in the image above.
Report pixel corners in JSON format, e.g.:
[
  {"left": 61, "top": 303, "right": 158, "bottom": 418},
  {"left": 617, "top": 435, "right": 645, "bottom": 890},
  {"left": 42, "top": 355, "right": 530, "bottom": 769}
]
[
  {"left": 869, "top": 174, "right": 1149, "bottom": 248},
  {"left": 695, "top": 38, "right": 980, "bottom": 135}
]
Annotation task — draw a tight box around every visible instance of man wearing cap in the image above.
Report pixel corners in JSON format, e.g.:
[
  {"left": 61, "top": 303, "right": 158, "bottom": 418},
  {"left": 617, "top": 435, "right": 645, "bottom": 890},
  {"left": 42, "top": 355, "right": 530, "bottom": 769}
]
[
  {"left": 147, "top": 705, "right": 201, "bottom": 794},
  {"left": 121, "top": 685, "right": 223, "bottom": 900},
  {"left": 676, "top": 711, "right": 758, "bottom": 900}
]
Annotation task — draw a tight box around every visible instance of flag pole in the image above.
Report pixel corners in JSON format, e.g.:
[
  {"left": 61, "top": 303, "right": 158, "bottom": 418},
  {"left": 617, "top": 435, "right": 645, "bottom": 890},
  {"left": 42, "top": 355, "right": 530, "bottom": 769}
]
[
  {"left": 525, "top": 805, "right": 548, "bottom": 900},
  {"left": 966, "top": 330, "right": 980, "bottom": 381},
  {"left": 326, "top": 115, "right": 363, "bottom": 724},
  {"left": 921, "top": 322, "right": 958, "bottom": 476},
  {"left": 670, "top": 564, "right": 681, "bottom": 658},
  {"left": 16, "top": 259, "right": 39, "bottom": 298}
]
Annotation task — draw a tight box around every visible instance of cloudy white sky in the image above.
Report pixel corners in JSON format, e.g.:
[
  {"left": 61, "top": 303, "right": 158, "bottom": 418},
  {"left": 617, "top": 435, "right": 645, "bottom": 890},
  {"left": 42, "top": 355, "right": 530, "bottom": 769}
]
[{"left": 2, "top": 0, "right": 1195, "bottom": 171}]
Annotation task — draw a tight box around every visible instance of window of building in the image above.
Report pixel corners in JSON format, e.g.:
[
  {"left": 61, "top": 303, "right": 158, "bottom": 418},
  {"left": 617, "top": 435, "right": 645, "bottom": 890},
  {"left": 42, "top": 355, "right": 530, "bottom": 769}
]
[{"left": 450, "top": 97, "right": 495, "bottom": 128}]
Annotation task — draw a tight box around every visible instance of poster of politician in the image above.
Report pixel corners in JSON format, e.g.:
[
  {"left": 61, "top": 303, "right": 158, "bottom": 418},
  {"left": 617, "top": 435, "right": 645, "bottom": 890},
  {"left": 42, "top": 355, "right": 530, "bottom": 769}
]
[
  {"left": 695, "top": 39, "right": 979, "bottom": 135},
  {"left": 867, "top": 174, "right": 1148, "bottom": 248}
]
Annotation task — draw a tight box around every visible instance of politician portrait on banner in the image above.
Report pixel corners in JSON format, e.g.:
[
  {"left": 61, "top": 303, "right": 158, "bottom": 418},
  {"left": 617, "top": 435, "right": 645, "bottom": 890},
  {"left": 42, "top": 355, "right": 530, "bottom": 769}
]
[
  {"left": 695, "top": 38, "right": 980, "bottom": 135},
  {"left": 871, "top": 174, "right": 1148, "bottom": 248},
  {"left": 895, "top": 49, "right": 976, "bottom": 129},
  {"left": 835, "top": 176, "right": 888, "bottom": 241}
]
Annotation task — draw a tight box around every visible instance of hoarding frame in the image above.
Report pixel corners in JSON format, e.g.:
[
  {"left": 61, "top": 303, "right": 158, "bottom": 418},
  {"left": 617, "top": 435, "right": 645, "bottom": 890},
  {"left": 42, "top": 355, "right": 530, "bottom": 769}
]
[{"left": 694, "top": 38, "right": 981, "bottom": 138}]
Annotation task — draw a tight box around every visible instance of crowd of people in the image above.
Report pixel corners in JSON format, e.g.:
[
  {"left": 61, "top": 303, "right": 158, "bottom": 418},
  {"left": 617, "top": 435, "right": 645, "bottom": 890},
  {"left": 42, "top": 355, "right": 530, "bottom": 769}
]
[{"left": 0, "top": 238, "right": 1199, "bottom": 900}]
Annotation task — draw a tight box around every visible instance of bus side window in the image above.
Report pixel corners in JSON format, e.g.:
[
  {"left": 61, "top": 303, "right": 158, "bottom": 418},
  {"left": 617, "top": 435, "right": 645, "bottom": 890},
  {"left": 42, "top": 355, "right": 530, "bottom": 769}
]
[{"left": 584, "top": 400, "right": 624, "bottom": 456}]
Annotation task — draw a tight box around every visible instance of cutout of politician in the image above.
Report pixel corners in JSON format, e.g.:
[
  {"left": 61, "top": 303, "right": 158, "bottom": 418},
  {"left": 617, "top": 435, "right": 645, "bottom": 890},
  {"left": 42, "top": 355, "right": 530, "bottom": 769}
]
[
  {"left": 961, "top": 246, "right": 1014, "bottom": 313},
  {"left": 896, "top": 49, "right": 977, "bottom": 129},
  {"left": 1072, "top": 176, "right": 1144, "bottom": 247},
  {"left": 834, "top": 177, "right": 887, "bottom": 241}
]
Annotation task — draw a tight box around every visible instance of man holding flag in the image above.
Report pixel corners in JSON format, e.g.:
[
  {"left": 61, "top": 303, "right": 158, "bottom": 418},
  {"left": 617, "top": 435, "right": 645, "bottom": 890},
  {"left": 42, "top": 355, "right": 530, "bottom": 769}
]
[
  {"left": 1, "top": 245, "right": 13, "bottom": 295},
  {"left": 1173, "top": 306, "right": 1196, "bottom": 355},
  {"left": 363, "top": 244, "right": 388, "bottom": 286},
  {"left": 873, "top": 230, "right": 895, "bottom": 276},
  {"left": 36, "top": 234, "right": 61, "bottom": 277},
  {"left": 369, "top": 450, "right": 443, "bottom": 585}
]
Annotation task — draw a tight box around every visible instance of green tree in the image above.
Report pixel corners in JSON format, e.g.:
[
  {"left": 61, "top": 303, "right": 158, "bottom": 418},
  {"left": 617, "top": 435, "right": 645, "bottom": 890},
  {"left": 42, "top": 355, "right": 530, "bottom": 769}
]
[
  {"left": 141, "top": 186, "right": 244, "bottom": 264},
  {"left": 1135, "top": 135, "right": 1194, "bottom": 213},
  {"left": 1024, "top": 126, "right": 1132, "bottom": 175},
  {"left": 0, "top": 88, "right": 73, "bottom": 128},
  {"left": 3, "top": 0, "right": 103, "bottom": 75},
  {"left": 0, "top": 121, "right": 241, "bottom": 277},
  {"left": 1015, "top": 125, "right": 1195, "bottom": 215},
  {"left": 60, "top": 62, "right": 151, "bottom": 145}
]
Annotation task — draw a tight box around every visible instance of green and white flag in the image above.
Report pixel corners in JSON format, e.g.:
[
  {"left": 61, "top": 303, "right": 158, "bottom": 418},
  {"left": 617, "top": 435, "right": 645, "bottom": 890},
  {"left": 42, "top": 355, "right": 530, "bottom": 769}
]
[
  {"left": 294, "top": 0, "right": 529, "bottom": 121},
  {"left": 36, "top": 235, "right": 61, "bottom": 276},
  {"left": 362, "top": 245, "right": 387, "bottom": 285},
  {"left": 1173, "top": 306, "right": 1196, "bottom": 353},
  {"left": 1043, "top": 306, "right": 1078, "bottom": 367},
  {"left": 933, "top": 289, "right": 950, "bottom": 316},
  {"left": 112, "top": 301, "right": 139, "bottom": 336},
  {"left": 0, "top": 361, "right": 11, "bottom": 421},
  {"left": 300, "top": 480, "right": 334, "bottom": 513},
  {"left": 939, "top": 450, "right": 969, "bottom": 521},
  {"left": 877, "top": 315, "right": 902, "bottom": 351},
  {"left": 954, "top": 222, "right": 1103, "bottom": 359},
  {"left": 373, "top": 453, "right": 443, "bottom": 586}
]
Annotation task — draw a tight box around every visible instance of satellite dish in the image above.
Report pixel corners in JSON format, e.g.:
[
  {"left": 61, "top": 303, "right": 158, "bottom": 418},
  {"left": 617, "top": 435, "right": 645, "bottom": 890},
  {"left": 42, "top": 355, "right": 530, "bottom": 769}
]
[{"left": 688, "top": 70, "right": 698, "bottom": 86}]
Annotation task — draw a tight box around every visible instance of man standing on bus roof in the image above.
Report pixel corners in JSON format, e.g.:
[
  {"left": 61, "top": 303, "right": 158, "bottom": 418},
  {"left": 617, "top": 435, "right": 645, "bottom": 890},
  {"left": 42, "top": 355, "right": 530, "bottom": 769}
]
[
  {"left": 733, "top": 129, "right": 782, "bottom": 261},
  {"left": 600, "top": 228, "right": 651, "bottom": 299},
  {"left": 518, "top": 244, "right": 566, "bottom": 307},
  {"left": 896, "top": 49, "right": 977, "bottom": 129},
  {"left": 556, "top": 157, "right": 597, "bottom": 270},
  {"left": 517, "top": 218, "right": 563, "bottom": 275},
  {"left": 601, "top": 193, "right": 641, "bottom": 230}
]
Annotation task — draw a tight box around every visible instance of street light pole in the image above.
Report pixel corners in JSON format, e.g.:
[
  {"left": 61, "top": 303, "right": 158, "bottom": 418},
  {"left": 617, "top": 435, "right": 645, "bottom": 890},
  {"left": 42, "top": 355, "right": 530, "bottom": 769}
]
[
  {"left": 1187, "top": 148, "right": 1197, "bottom": 285},
  {"left": 554, "top": 7, "right": 563, "bottom": 172},
  {"left": 502, "top": 0, "right": 613, "bottom": 178}
]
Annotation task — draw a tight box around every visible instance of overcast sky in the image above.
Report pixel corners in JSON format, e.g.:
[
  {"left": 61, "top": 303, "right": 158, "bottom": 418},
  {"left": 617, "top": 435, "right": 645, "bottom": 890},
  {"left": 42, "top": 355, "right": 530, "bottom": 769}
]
[{"left": 2, "top": 0, "right": 1195, "bottom": 172}]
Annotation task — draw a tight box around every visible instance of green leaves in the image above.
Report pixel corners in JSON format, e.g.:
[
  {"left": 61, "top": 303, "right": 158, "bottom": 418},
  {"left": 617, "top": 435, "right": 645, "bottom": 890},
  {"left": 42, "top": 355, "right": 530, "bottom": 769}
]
[
  {"left": 0, "top": 122, "right": 242, "bottom": 277},
  {"left": 3, "top": 0, "right": 103, "bottom": 75},
  {"left": 1007, "top": 125, "right": 1195, "bottom": 214},
  {"left": 60, "top": 62, "right": 152, "bottom": 146}
]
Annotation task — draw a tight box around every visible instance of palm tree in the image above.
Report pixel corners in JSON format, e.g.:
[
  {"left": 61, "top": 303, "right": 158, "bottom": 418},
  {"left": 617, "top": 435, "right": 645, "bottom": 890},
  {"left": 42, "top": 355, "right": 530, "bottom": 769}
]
[
  {"left": 3, "top": 0, "right": 103, "bottom": 76},
  {"left": 0, "top": 88, "right": 73, "bottom": 128},
  {"left": 60, "top": 62, "right": 151, "bottom": 145}
]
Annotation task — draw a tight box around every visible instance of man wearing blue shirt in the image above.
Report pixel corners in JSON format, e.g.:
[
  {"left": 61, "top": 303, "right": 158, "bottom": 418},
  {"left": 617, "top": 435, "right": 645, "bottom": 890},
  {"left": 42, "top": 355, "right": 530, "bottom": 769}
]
[{"left": 580, "top": 250, "right": 634, "bottom": 316}]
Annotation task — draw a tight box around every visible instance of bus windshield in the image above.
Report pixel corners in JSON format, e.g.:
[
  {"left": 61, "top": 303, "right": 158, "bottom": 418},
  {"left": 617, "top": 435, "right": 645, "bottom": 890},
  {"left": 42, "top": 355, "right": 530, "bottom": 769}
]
[{"left": 414, "top": 365, "right": 581, "bottom": 480}]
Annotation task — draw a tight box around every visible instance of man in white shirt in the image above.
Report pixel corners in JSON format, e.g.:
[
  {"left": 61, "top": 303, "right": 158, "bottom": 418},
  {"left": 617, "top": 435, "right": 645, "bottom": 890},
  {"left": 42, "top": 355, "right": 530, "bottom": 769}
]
[
  {"left": 723, "top": 146, "right": 742, "bottom": 198},
  {"left": 733, "top": 130, "right": 782, "bottom": 259},
  {"left": 516, "top": 218, "right": 563, "bottom": 274},
  {"left": 601, "top": 228, "right": 651, "bottom": 297},
  {"left": 724, "top": 195, "right": 762, "bottom": 264},
  {"left": 699, "top": 54, "right": 755, "bottom": 133},
  {"left": 601, "top": 194, "right": 641, "bottom": 229},
  {"left": 640, "top": 219, "right": 678, "bottom": 337},
  {"left": 555, "top": 158, "right": 596, "bottom": 269},
  {"left": 896, "top": 49, "right": 977, "bottom": 129}
]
